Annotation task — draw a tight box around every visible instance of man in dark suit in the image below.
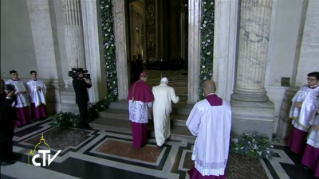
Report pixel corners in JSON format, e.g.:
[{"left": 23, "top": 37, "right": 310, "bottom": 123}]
[
  {"left": 0, "top": 79, "right": 21, "bottom": 165},
  {"left": 72, "top": 70, "right": 92, "bottom": 129}
]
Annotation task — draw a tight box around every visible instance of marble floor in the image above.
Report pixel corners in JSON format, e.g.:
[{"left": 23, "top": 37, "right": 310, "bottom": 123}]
[{"left": 1, "top": 117, "right": 316, "bottom": 179}]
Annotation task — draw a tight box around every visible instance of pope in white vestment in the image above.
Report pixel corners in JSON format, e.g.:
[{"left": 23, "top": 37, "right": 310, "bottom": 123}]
[
  {"left": 152, "top": 77, "right": 179, "bottom": 148},
  {"left": 26, "top": 71, "right": 47, "bottom": 121},
  {"left": 5, "top": 70, "right": 31, "bottom": 126},
  {"left": 288, "top": 72, "right": 319, "bottom": 155},
  {"left": 186, "top": 80, "right": 231, "bottom": 179}
]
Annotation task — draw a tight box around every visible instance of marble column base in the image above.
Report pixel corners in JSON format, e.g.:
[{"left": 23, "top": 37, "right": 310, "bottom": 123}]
[{"left": 231, "top": 100, "right": 275, "bottom": 139}]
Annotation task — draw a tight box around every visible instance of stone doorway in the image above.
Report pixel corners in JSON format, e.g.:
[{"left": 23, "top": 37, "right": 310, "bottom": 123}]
[
  {"left": 114, "top": 0, "right": 201, "bottom": 104},
  {"left": 126, "top": 0, "right": 189, "bottom": 102}
]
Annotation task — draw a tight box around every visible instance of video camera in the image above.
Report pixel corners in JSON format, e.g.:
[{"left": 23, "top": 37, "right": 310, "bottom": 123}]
[
  {"left": 68, "top": 68, "right": 91, "bottom": 79},
  {"left": 5, "top": 84, "right": 15, "bottom": 93}
]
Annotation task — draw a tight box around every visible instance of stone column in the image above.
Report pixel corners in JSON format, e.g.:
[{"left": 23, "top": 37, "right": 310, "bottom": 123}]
[
  {"left": 187, "top": 0, "right": 201, "bottom": 104},
  {"left": 61, "top": 0, "right": 86, "bottom": 70},
  {"left": 81, "top": 0, "right": 107, "bottom": 103},
  {"left": 231, "top": 0, "right": 275, "bottom": 138},
  {"left": 114, "top": 0, "right": 129, "bottom": 100}
]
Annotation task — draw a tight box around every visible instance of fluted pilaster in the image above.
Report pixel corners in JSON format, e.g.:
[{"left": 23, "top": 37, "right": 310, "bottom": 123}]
[
  {"left": 187, "top": 0, "right": 201, "bottom": 104},
  {"left": 61, "top": 0, "right": 86, "bottom": 69},
  {"left": 114, "top": 0, "right": 129, "bottom": 100},
  {"left": 232, "top": 0, "right": 272, "bottom": 102}
]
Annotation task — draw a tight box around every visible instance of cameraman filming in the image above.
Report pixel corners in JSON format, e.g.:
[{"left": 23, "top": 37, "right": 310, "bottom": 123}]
[
  {"left": 72, "top": 69, "right": 92, "bottom": 129},
  {"left": 0, "top": 79, "right": 21, "bottom": 165}
]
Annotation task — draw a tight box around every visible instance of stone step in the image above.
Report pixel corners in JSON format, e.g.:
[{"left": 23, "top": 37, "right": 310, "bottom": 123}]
[
  {"left": 90, "top": 117, "right": 195, "bottom": 143},
  {"left": 109, "top": 100, "right": 193, "bottom": 115},
  {"left": 98, "top": 108, "right": 188, "bottom": 126},
  {"left": 60, "top": 96, "right": 76, "bottom": 104},
  {"left": 59, "top": 103, "right": 79, "bottom": 113}
]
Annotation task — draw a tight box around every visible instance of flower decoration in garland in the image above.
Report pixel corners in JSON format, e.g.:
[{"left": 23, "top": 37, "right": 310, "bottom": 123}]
[
  {"left": 50, "top": 0, "right": 118, "bottom": 128},
  {"left": 198, "top": 0, "right": 214, "bottom": 100},
  {"left": 100, "top": 0, "right": 118, "bottom": 101},
  {"left": 231, "top": 132, "right": 274, "bottom": 159}
]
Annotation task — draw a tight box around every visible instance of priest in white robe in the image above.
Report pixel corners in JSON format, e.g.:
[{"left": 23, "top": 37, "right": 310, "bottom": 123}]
[
  {"left": 301, "top": 110, "right": 319, "bottom": 178},
  {"left": 5, "top": 70, "right": 31, "bottom": 126},
  {"left": 152, "top": 77, "right": 180, "bottom": 148},
  {"left": 26, "top": 71, "right": 47, "bottom": 121},
  {"left": 186, "top": 80, "right": 231, "bottom": 179},
  {"left": 288, "top": 72, "right": 319, "bottom": 155}
]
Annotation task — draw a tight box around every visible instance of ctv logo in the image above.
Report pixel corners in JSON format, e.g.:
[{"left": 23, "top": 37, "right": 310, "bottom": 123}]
[{"left": 28, "top": 134, "right": 62, "bottom": 166}]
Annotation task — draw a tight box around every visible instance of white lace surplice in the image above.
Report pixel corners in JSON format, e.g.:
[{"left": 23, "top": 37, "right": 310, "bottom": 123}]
[
  {"left": 128, "top": 100, "right": 152, "bottom": 123},
  {"left": 290, "top": 85, "right": 319, "bottom": 132},
  {"left": 186, "top": 100, "right": 232, "bottom": 176},
  {"left": 307, "top": 115, "right": 319, "bottom": 148},
  {"left": 5, "top": 79, "right": 30, "bottom": 108},
  {"left": 26, "top": 79, "right": 47, "bottom": 107}
]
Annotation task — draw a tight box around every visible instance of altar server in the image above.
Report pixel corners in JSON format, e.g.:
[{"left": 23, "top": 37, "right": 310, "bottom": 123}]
[
  {"left": 26, "top": 70, "right": 47, "bottom": 121},
  {"left": 186, "top": 80, "right": 232, "bottom": 179}
]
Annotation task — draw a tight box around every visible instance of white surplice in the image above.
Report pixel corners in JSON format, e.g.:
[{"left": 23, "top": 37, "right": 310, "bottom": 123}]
[
  {"left": 186, "top": 99, "right": 232, "bottom": 176},
  {"left": 128, "top": 100, "right": 152, "bottom": 123},
  {"left": 306, "top": 114, "right": 319, "bottom": 148},
  {"left": 26, "top": 79, "right": 47, "bottom": 107},
  {"left": 289, "top": 85, "right": 319, "bottom": 132},
  {"left": 152, "top": 84, "right": 180, "bottom": 146},
  {"left": 5, "top": 79, "right": 30, "bottom": 108}
]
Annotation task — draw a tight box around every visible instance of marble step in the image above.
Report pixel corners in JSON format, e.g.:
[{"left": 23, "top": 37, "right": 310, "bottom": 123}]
[
  {"left": 90, "top": 117, "right": 195, "bottom": 143},
  {"left": 109, "top": 100, "right": 193, "bottom": 115},
  {"left": 98, "top": 108, "right": 188, "bottom": 126},
  {"left": 59, "top": 103, "right": 79, "bottom": 113}
]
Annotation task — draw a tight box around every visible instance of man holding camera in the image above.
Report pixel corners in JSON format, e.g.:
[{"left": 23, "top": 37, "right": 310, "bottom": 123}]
[
  {"left": 0, "top": 79, "right": 21, "bottom": 165},
  {"left": 72, "top": 69, "right": 92, "bottom": 129}
]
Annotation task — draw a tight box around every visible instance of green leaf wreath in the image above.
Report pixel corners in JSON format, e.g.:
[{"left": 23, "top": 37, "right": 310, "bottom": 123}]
[
  {"left": 50, "top": 0, "right": 117, "bottom": 128},
  {"left": 198, "top": 0, "right": 214, "bottom": 100}
]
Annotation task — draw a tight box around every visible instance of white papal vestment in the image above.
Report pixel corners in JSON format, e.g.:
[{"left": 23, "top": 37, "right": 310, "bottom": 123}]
[
  {"left": 5, "top": 79, "right": 30, "bottom": 108},
  {"left": 152, "top": 84, "right": 179, "bottom": 146}
]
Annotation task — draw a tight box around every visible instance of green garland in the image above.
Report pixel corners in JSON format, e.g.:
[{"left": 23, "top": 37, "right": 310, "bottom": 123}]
[
  {"left": 198, "top": 0, "right": 214, "bottom": 100},
  {"left": 50, "top": 0, "right": 117, "bottom": 128}
]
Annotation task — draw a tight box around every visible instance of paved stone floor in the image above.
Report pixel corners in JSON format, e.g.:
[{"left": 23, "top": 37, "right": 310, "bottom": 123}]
[{"left": 0, "top": 117, "right": 316, "bottom": 179}]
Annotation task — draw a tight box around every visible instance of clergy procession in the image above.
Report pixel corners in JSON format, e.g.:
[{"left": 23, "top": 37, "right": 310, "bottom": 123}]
[
  {"left": 288, "top": 71, "right": 319, "bottom": 178},
  {"left": 128, "top": 72, "right": 232, "bottom": 179}
]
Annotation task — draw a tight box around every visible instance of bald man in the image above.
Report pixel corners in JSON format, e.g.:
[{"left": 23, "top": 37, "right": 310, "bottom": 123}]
[
  {"left": 186, "top": 80, "right": 232, "bottom": 179},
  {"left": 152, "top": 77, "right": 179, "bottom": 148}
]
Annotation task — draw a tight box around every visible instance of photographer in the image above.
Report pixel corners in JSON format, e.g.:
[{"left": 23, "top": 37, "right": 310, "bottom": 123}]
[
  {"left": 0, "top": 79, "right": 21, "bottom": 165},
  {"left": 72, "top": 69, "right": 92, "bottom": 129}
]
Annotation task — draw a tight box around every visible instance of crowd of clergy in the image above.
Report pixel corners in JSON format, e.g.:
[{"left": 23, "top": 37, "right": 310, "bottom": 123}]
[
  {"left": 288, "top": 71, "right": 319, "bottom": 179},
  {"left": 4, "top": 70, "right": 47, "bottom": 127},
  {"left": 127, "top": 72, "right": 232, "bottom": 179}
]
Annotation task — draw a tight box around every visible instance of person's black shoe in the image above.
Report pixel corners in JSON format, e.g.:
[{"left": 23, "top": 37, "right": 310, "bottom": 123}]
[
  {"left": 10, "top": 153, "right": 22, "bottom": 160},
  {"left": 1, "top": 160, "right": 16, "bottom": 166},
  {"left": 157, "top": 145, "right": 163, "bottom": 149}
]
